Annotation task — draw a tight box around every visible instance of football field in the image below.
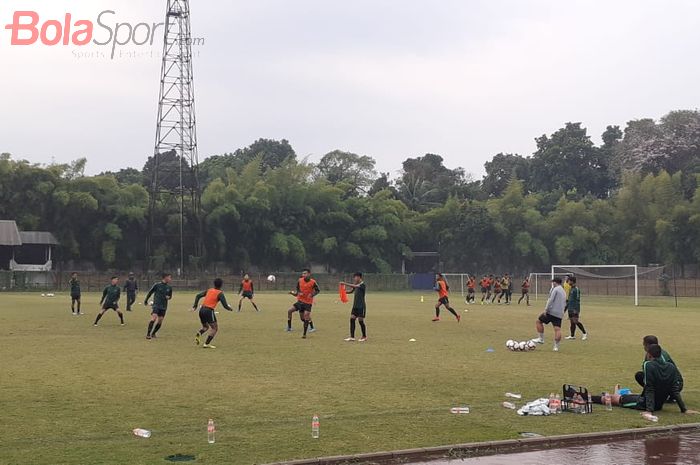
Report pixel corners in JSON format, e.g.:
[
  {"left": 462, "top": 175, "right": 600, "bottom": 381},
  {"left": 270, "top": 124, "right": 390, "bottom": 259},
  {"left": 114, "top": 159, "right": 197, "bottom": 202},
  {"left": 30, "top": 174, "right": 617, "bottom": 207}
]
[{"left": 1, "top": 291, "right": 698, "bottom": 465}]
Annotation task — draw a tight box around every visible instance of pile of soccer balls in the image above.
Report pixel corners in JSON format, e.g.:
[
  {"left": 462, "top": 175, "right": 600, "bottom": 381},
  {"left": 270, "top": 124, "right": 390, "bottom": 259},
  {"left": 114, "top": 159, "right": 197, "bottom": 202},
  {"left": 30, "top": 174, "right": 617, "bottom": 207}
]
[{"left": 506, "top": 339, "right": 537, "bottom": 352}]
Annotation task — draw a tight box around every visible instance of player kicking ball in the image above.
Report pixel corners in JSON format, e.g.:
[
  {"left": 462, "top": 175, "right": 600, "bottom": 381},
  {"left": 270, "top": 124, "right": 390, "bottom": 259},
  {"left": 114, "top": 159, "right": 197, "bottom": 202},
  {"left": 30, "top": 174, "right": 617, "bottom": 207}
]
[
  {"left": 192, "top": 278, "right": 234, "bottom": 349},
  {"left": 286, "top": 269, "right": 320, "bottom": 338},
  {"left": 94, "top": 276, "right": 124, "bottom": 326},
  {"left": 340, "top": 272, "right": 368, "bottom": 342},
  {"left": 432, "top": 273, "right": 460, "bottom": 323},
  {"left": 533, "top": 277, "right": 566, "bottom": 351}
]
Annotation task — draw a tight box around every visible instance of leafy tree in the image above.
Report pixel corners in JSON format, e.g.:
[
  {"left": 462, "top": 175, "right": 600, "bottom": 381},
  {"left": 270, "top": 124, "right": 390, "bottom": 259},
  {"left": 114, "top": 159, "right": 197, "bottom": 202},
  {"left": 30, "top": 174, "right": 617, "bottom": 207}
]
[
  {"left": 482, "top": 153, "right": 530, "bottom": 197},
  {"left": 315, "top": 150, "right": 377, "bottom": 196}
]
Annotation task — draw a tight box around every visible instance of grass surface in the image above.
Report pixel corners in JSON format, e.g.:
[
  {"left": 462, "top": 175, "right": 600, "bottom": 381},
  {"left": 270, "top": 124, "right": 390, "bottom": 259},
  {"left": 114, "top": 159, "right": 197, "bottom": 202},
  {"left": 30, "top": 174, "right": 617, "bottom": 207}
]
[{"left": 0, "top": 291, "right": 698, "bottom": 465}]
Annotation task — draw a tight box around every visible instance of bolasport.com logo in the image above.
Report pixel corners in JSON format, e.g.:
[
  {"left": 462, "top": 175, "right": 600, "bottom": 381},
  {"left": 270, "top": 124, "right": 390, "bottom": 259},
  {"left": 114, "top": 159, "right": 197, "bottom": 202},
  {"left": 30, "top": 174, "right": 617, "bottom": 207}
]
[{"left": 3, "top": 10, "right": 205, "bottom": 60}]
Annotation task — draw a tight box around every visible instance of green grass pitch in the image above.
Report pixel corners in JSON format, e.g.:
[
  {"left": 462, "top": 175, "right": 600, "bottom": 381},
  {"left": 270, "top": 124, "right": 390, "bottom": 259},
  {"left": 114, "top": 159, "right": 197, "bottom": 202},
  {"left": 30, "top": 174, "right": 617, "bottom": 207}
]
[{"left": 1, "top": 291, "right": 698, "bottom": 464}]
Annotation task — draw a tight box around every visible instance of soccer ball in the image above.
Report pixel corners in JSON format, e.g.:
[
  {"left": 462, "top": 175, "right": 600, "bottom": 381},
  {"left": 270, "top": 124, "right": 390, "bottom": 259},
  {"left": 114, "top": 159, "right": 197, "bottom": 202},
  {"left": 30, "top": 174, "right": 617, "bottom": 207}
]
[
  {"left": 518, "top": 341, "right": 527, "bottom": 351},
  {"left": 506, "top": 339, "right": 514, "bottom": 350},
  {"left": 527, "top": 340, "right": 537, "bottom": 351},
  {"left": 267, "top": 275, "right": 276, "bottom": 283}
]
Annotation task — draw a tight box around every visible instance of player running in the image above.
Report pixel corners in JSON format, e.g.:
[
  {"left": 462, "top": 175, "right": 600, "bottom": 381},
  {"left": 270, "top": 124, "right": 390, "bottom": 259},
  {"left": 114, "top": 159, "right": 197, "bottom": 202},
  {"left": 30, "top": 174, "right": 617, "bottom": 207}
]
[
  {"left": 479, "top": 275, "right": 490, "bottom": 305},
  {"left": 238, "top": 274, "right": 260, "bottom": 312},
  {"left": 69, "top": 272, "right": 82, "bottom": 315},
  {"left": 518, "top": 276, "right": 531, "bottom": 305},
  {"left": 124, "top": 272, "right": 138, "bottom": 311},
  {"left": 94, "top": 276, "right": 124, "bottom": 326},
  {"left": 465, "top": 275, "right": 476, "bottom": 304},
  {"left": 192, "top": 278, "right": 234, "bottom": 349},
  {"left": 286, "top": 269, "right": 320, "bottom": 338},
  {"left": 492, "top": 276, "right": 502, "bottom": 304},
  {"left": 565, "top": 276, "right": 587, "bottom": 341},
  {"left": 340, "top": 272, "right": 368, "bottom": 342},
  {"left": 144, "top": 273, "right": 173, "bottom": 340},
  {"left": 432, "top": 273, "right": 460, "bottom": 323}
]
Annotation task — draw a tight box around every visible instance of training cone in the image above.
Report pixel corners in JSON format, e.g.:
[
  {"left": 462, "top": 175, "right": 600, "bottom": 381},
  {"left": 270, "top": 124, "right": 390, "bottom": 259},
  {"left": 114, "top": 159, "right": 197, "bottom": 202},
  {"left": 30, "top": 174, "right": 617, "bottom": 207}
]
[{"left": 420, "top": 296, "right": 424, "bottom": 303}]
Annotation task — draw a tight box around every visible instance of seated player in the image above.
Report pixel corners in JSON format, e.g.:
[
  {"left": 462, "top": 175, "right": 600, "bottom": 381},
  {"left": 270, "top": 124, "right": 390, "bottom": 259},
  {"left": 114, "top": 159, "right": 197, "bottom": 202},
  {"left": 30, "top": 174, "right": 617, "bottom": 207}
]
[
  {"left": 238, "top": 273, "right": 260, "bottom": 312},
  {"left": 592, "top": 344, "right": 696, "bottom": 419},
  {"left": 635, "top": 335, "right": 683, "bottom": 394}
]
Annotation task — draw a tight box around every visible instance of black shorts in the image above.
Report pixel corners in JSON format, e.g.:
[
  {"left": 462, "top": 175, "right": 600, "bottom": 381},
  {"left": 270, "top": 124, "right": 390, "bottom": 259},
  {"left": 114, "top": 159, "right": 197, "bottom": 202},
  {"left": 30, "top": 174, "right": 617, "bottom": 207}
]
[
  {"left": 351, "top": 307, "right": 366, "bottom": 318},
  {"left": 568, "top": 309, "right": 580, "bottom": 318},
  {"left": 620, "top": 394, "right": 645, "bottom": 410},
  {"left": 538, "top": 312, "right": 562, "bottom": 328},
  {"left": 467, "top": 288, "right": 475, "bottom": 294},
  {"left": 151, "top": 307, "right": 167, "bottom": 317},
  {"left": 71, "top": 294, "right": 81, "bottom": 301},
  {"left": 480, "top": 287, "right": 488, "bottom": 293},
  {"left": 102, "top": 304, "right": 119, "bottom": 311},
  {"left": 241, "top": 291, "right": 254, "bottom": 299},
  {"left": 438, "top": 296, "right": 449, "bottom": 306},
  {"left": 293, "top": 302, "right": 312, "bottom": 313},
  {"left": 199, "top": 307, "right": 217, "bottom": 325}
]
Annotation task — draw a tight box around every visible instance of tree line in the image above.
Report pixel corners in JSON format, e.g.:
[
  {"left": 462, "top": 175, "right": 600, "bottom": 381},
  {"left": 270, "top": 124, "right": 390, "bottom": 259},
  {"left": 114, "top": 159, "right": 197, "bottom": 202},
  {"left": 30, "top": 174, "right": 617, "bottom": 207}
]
[{"left": 1, "top": 109, "right": 699, "bottom": 274}]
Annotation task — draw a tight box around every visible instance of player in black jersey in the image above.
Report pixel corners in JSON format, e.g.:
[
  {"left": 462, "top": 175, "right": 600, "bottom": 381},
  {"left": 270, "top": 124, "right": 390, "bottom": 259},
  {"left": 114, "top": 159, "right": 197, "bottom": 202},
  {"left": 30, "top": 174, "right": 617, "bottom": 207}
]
[{"left": 340, "top": 272, "right": 367, "bottom": 342}]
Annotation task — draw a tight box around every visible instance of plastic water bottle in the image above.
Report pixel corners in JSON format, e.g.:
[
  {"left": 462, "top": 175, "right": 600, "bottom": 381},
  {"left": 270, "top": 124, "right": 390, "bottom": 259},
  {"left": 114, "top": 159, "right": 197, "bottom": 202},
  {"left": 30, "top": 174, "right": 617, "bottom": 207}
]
[
  {"left": 449, "top": 407, "right": 470, "bottom": 414},
  {"left": 502, "top": 402, "right": 516, "bottom": 410},
  {"left": 604, "top": 392, "right": 613, "bottom": 411},
  {"left": 133, "top": 428, "right": 151, "bottom": 438},
  {"left": 505, "top": 392, "right": 522, "bottom": 399},
  {"left": 207, "top": 419, "right": 215, "bottom": 444},
  {"left": 643, "top": 412, "right": 659, "bottom": 422},
  {"left": 312, "top": 415, "right": 320, "bottom": 438},
  {"left": 554, "top": 394, "right": 562, "bottom": 413}
]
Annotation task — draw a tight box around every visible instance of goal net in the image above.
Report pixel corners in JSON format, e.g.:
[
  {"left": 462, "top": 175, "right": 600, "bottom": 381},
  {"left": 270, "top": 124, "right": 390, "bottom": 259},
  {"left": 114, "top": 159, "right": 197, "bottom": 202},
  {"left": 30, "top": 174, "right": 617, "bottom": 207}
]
[
  {"left": 442, "top": 273, "right": 472, "bottom": 297},
  {"left": 528, "top": 272, "right": 570, "bottom": 302},
  {"left": 551, "top": 265, "right": 666, "bottom": 306}
]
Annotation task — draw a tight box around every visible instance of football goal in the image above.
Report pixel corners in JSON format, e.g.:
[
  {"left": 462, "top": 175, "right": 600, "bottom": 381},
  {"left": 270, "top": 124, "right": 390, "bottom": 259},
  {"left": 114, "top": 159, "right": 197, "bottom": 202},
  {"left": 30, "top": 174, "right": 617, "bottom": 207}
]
[
  {"left": 528, "top": 272, "right": 570, "bottom": 302},
  {"left": 551, "top": 265, "right": 644, "bottom": 306}
]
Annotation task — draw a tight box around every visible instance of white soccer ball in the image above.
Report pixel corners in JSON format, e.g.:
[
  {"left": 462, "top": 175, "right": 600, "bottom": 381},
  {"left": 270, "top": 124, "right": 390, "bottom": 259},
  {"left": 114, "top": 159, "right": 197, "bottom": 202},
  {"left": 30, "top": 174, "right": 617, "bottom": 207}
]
[
  {"left": 506, "top": 339, "right": 514, "bottom": 349},
  {"left": 527, "top": 340, "right": 537, "bottom": 351},
  {"left": 267, "top": 275, "right": 276, "bottom": 283},
  {"left": 511, "top": 341, "right": 519, "bottom": 351},
  {"left": 518, "top": 341, "right": 527, "bottom": 351}
]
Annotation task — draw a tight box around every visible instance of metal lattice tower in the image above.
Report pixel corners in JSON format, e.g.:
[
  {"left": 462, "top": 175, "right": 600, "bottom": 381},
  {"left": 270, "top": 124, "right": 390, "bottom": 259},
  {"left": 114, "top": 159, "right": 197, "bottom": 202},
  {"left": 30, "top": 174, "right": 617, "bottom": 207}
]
[{"left": 146, "top": 0, "right": 202, "bottom": 275}]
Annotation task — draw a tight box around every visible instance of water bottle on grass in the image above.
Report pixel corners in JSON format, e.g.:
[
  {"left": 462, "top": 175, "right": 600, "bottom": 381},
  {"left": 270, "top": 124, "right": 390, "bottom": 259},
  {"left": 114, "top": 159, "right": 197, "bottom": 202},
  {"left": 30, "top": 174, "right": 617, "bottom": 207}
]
[
  {"left": 604, "top": 392, "right": 613, "bottom": 411},
  {"left": 312, "top": 415, "right": 320, "bottom": 438},
  {"left": 207, "top": 419, "right": 216, "bottom": 444},
  {"left": 133, "top": 428, "right": 151, "bottom": 438}
]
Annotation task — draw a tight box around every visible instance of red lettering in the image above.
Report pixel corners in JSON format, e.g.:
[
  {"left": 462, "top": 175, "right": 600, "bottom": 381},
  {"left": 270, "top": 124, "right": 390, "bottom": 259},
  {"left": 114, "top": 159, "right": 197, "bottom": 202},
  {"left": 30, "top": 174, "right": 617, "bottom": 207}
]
[
  {"left": 5, "top": 11, "right": 39, "bottom": 45},
  {"left": 72, "top": 20, "right": 93, "bottom": 46},
  {"left": 63, "top": 13, "right": 71, "bottom": 45},
  {"left": 40, "top": 19, "right": 62, "bottom": 46}
]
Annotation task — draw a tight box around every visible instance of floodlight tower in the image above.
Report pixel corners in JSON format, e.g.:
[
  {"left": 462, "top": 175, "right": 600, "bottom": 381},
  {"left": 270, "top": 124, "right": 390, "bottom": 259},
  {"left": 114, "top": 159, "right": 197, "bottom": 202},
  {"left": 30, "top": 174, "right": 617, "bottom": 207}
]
[{"left": 146, "top": 0, "right": 202, "bottom": 275}]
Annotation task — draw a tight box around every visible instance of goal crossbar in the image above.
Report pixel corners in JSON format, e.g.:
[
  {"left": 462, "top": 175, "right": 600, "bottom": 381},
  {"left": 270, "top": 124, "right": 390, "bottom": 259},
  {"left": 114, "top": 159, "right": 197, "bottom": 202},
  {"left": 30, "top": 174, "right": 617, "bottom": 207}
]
[{"left": 552, "top": 264, "right": 639, "bottom": 306}]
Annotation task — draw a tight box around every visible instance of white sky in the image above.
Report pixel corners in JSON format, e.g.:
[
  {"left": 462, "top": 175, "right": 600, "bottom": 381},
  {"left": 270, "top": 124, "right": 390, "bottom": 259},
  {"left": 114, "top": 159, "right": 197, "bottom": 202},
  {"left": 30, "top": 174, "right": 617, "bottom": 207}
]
[{"left": 1, "top": 0, "right": 699, "bottom": 177}]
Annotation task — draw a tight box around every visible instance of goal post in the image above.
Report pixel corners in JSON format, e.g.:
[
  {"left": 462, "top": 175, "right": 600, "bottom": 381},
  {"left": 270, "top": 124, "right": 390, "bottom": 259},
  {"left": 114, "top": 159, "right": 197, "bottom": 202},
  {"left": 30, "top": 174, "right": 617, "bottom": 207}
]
[
  {"left": 443, "top": 273, "right": 470, "bottom": 297},
  {"left": 551, "top": 265, "right": 639, "bottom": 306},
  {"left": 528, "top": 272, "right": 570, "bottom": 302}
]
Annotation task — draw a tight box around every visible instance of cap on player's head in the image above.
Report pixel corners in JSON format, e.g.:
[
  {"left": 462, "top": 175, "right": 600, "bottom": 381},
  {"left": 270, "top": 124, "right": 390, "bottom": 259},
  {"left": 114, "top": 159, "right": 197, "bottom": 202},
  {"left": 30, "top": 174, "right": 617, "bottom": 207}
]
[
  {"left": 643, "top": 335, "right": 659, "bottom": 347},
  {"left": 214, "top": 278, "right": 223, "bottom": 289},
  {"left": 647, "top": 343, "right": 662, "bottom": 359},
  {"left": 552, "top": 277, "right": 563, "bottom": 284}
]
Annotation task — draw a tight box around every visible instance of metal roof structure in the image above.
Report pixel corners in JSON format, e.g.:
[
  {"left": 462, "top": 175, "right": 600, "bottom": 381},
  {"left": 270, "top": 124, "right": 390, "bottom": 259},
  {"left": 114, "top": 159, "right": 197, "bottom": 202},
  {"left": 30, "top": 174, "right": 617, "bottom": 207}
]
[
  {"left": 19, "top": 231, "right": 59, "bottom": 245},
  {"left": 0, "top": 220, "right": 22, "bottom": 246}
]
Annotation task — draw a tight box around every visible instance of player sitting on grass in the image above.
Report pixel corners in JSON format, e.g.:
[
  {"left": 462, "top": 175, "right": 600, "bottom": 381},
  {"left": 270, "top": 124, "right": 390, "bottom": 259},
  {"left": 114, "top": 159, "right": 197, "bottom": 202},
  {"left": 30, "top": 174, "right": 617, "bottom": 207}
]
[
  {"left": 635, "top": 335, "right": 683, "bottom": 396},
  {"left": 340, "top": 272, "right": 367, "bottom": 342},
  {"left": 69, "top": 272, "right": 82, "bottom": 315},
  {"left": 432, "top": 273, "right": 460, "bottom": 323},
  {"left": 238, "top": 274, "right": 260, "bottom": 312},
  {"left": 533, "top": 277, "right": 566, "bottom": 351},
  {"left": 144, "top": 273, "right": 173, "bottom": 340},
  {"left": 192, "top": 278, "right": 234, "bottom": 349},
  {"left": 564, "top": 276, "right": 587, "bottom": 341},
  {"left": 591, "top": 344, "right": 696, "bottom": 419},
  {"left": 94, "top": 276, "right": 124, "bottom": 326}
]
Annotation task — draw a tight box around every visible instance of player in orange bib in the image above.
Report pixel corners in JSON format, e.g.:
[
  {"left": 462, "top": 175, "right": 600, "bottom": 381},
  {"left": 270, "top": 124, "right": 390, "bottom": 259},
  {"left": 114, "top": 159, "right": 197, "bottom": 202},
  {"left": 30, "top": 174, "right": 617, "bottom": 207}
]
[
  {"left": 432, "top": 273, "right": 460, "bottom": 323},
  {"left": 192, "top": 278, "right": 233, "bottom": 349},
  {"left": 286, "top": 268, "right": 320, "bottom": 338},
  {"left": 238, "top": 273, "right": 260, "bottom": 312},
  {"left": 466, "top": 275, "right": 476, "bottom": 304}
]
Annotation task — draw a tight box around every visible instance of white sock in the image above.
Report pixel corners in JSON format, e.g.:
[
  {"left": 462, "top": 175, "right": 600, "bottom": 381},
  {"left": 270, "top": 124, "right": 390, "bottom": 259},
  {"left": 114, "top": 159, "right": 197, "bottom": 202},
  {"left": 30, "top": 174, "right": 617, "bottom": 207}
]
[{"left": 538, "top": 333, "right": 544, "bottom": 340}]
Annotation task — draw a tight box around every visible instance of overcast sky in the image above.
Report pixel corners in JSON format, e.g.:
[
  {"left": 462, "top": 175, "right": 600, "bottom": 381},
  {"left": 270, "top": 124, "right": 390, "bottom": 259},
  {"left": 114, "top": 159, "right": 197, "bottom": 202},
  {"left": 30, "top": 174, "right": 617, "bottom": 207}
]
[{"left": 1, "top": 0, "right": 699, "bottom": 178}]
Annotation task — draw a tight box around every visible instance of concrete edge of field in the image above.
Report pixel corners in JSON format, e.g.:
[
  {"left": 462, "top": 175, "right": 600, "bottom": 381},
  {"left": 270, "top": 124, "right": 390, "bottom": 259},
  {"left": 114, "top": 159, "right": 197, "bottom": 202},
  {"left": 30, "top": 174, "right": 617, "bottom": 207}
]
[{"left": 262, "top": 423, "right": 700, "bottom": 465}]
